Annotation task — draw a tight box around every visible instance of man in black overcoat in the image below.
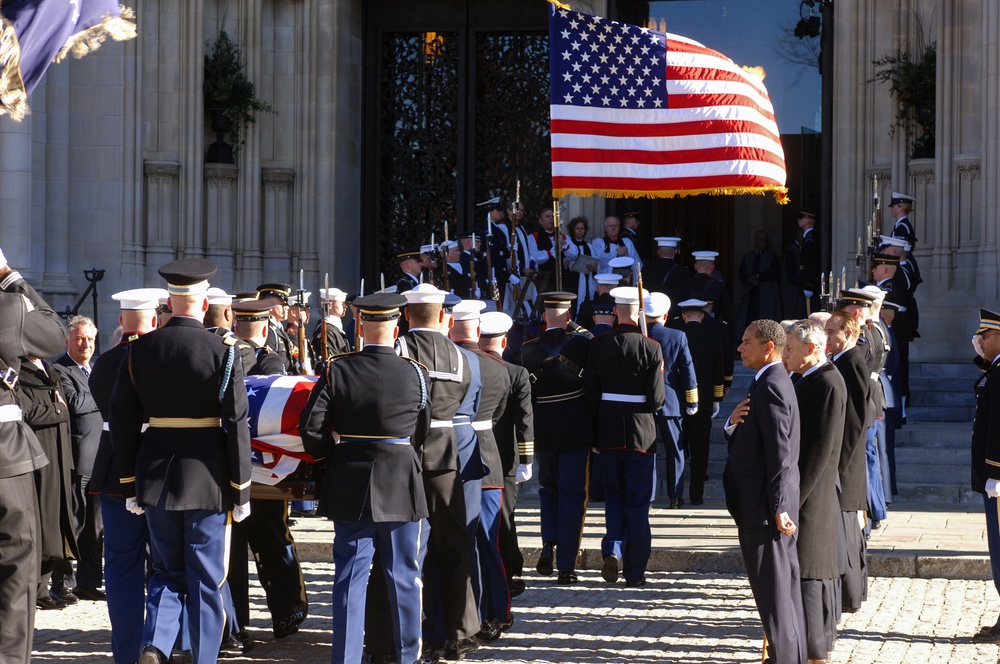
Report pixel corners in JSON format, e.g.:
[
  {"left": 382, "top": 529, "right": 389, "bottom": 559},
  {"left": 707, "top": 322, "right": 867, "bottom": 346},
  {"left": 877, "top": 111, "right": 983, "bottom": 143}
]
[
  {"left": 784, "top": 320, "right": 847, "bottom": 660},
  {"left": 723, "top": 319, "right": 806, "bottom": 664}
]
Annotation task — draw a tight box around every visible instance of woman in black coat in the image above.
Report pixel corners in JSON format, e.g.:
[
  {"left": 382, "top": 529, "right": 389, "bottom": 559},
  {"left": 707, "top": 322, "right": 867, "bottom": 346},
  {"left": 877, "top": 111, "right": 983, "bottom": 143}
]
[
  {"left": 785, "top": 321, "right": 847, "bottom": 662},
  {"left": 20, "top": 356, "right": 78, "bottom": 607}
]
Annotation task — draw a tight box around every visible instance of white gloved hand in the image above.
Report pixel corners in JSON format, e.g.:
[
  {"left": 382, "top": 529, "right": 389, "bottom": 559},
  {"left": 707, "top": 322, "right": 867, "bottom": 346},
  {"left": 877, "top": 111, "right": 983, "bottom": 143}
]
[
  {"left": 986, "top": 478, "right": 1000, "bottom": 499},
  {"left": 973, "top": 335, "right": 988, "bottom": 360},
  {"left": 508, "top": 273, "right": 521, "bottom": 285},
  {"left": 126, "top": 497, "right": 144, "bottom": 516},
  {"left": 515, "top": 463, "right": 533, "bottom": 484},
  {"left": 0, "top": 247, "right": 7, "bottom": 270},
  {"left": 685, "top": 405, "right": 698, "bottom": 416},
  {"left": 233, "top": 502, "right": 252, "bottom": 523},
  {"left": 803, "top": 290, "right": 814, "bottom": 298},
  {"left": 712, "top": 402, "right": 720, "bottom": 419}
]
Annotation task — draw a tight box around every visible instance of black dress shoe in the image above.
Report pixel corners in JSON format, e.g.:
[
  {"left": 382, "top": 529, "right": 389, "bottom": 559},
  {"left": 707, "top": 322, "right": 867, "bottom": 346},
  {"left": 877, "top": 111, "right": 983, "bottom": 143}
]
[
  {"left": 52, "top": 590, "right": 79, "bottom": 605},
  {"left": 273, "top": 601, "right": 308, "bottom": 638},
  {"left": 689, "top": 498, "right": 704, "bottom": 506},
  {"left": 74, "top": 587, "right": 107, "bottom": 601},
  {"left": 36, "top": 595, "right": 66, "bottom": 610},
  {"left": 601, "top": 554, "right": 619, "bottom": 583},
  {"left": 625, "top": 578, "right": 646, "bottom": 588},
  {"left": 508, "top": 577, "right": 526, "bottom": 597},
  {"left": 476, "top": 619, "right": 503, "bottom": 642},
  {"left": 138, "top": 645, "right": 168, "bottom": 664},
  {"left": 499, "top": 613, "right": 514, "bottom": 632},
  {"left": 557, "top": 571, "right": 579, "bottom": 585},
  {"left": 669, "top": 498, "right": 684, "bottom": 509},
  {"left": 974, "top": 624, "right": 1000, "bottom": 642},
  {"left": 443, "top": 636, "right": 479, "bottom": 661},
  {"left": 535, "top": 542, "right": 554, "bottom": 576},
  {"left": 422, "top": 643, "right": 445, "bottom": 662},
  {"left": 219, "top": 628, "right": 255, "bottom": 657}
]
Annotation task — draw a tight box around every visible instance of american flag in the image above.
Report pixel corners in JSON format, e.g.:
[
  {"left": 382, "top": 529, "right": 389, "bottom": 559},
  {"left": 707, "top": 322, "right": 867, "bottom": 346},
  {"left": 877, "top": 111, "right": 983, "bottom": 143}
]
[
  {"left": 549, "top": 3, "right": 788, "bottom": 203},
  {"left": 246, "top": 374, "right": 318, "bottom": 485}
]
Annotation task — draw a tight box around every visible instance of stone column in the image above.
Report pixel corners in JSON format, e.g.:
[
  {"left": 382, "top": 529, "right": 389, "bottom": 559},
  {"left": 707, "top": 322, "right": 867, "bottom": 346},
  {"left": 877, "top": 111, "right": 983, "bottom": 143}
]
[
  {"left": 0, "top": 115, "right": 35, "bottom": 281},
  {"left": 261, "top": 168, "right": 294, "bottom": 281},
  {"left": 981, "top": 0, "right": 1000, "bottom": 301},
  {"left": 204, "top": 164, "right": 239, "bottom": 289},
  {"left": 144, "top": 160, "right": 180, "bottom": 284},
  {"left": 179, "top": 0, "right": 205, "bottom": 259},
  {"left": 39, "top": 64, "right": 76, "bottom": 299},
  {"left": 955, "top": 158, "right": 982, "bottom": 292}
]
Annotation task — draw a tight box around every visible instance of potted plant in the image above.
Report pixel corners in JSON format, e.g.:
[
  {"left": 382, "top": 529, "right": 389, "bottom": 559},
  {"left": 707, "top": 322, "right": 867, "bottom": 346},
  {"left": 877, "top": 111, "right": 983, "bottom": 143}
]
[
  {"left": 203, "top": 31, "right": 274, "bottom": 163},
  {"left": 870, "top": 40, "right": 936, "bottom": 159}
]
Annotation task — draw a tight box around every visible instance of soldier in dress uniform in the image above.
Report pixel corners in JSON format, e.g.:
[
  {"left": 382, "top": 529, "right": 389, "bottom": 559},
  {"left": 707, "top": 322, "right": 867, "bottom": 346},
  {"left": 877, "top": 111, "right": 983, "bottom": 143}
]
[
  {"left": 257, "top": 282, "right": 297, "bottom": 374},
  {"left": 227, "top": 299, "right": 308, "bottom": 643},
  {"left": 575, "top": 273, "right": 620, "bottom": 331},
  {"left": 518, "top": 292, "right": 594, "bottom": 584},
  {"left": 0, "top": 250, "right": 66, "bottom": 664},
  {"left": 797, "top": 210, "right": 821, "bottom": 317},
  {"left": 586, "top": 287, "right": 665, "bottom": 587},
  {"left": 449, "top": 301, "right": 512, "bottom": 641},
  {"left": 111, "top": 258, "right": 251, "bottom": 664},
  {"left": 311, "top": 287, "right": 353, "bottom": 361},
  {"left": 443, "top": 240, "right": 473, "bottom": 299},
  {"left": 526, "top": 206, "right": 577, "bottom": 296},
  {"left": 643, "top": 292, "right": 698, "bottom": 509},
  {"left": 688, "top": 250, "right": 734, "bottom": 345},
  {"left": 394, "top": 283, "right": 479, "bottom": 661},
  {"left": 477, "top": 197, "right": 513, "bottom": 303},
  {"left": 620, "top": 210, "right": 640, "bottom": 248},
  {"left": 299, "top": 292, "right": 430, "bottom": 664},
  {"left": 642, "top": 237, "right": 691, "bottom": 319},
  {"left": 873, "top": 241, "right": 919, "bottom": 420},
  {"left": 677, "top": 299, "right": 725, "bottom": 505},
  {"left": 888, "top": 192, "right": 917, "bottom": 247},
  {"left": 479, "top": 312, "right": 534, "bottom": 602},
  {"left": 677, "top": 291, "right": 736, "bottom": 397},
  {"left": 395, "top": 249, "right": 423, "bottom": 293},
  {"left": 89, "top": 288, "right": 165, "bottom": 663},
  {"left": 588, "top": 293, "right": 617, "bottom": 337},
  {"left": 287, "top": 291, "right": 314, "bottom": 374}
]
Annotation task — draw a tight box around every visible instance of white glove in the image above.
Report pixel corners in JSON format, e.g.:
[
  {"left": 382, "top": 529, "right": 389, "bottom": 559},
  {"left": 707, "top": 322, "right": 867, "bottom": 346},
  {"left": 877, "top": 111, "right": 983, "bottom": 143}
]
[
  {"left": 233, "top": 502, "right": 251, "bottom": 523},
  {"left": 973, "top": 335, "right": 988, "bottom": 360},
  {"left": 508, "top": 273, "right": 521, "bottom": 285},
  {"left": 712, "top": 402, "right": 720, "bottom": 419},
  {"left": 0, "top": 247, "right": 7, "bottom": 270},
  {"left": 803, "top": 290, "right": 814, "bottom": 298},
  {"left": 515, "top": 464, "right": 533, "bottom": 484},
  {"left": 685, "top": 405, "right": 698, "bottom": 416},
  {"left": 987, "top": 478, "right": 1000, "bottom": 499},
  {"left": 126, "top": 498, "right": 144, "bottom": 516}
]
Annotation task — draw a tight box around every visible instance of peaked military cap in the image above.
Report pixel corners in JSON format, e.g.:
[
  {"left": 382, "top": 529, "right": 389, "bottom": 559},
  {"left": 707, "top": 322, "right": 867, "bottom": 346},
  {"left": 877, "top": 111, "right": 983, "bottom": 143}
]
[
  {"left": 257, "top": 282, "right": 293, "bottom": 304},
  {"left": 480, "top": 311, "right": 513, "bottom": 337},
  {"left": 112, "top": 288, "right": 168, "bottom": 311},
  {"left": 356, "top": 293, "right": 407, "bottom": 321},
  {"left": 977, "top": 309, "right": 1000, "bottom": 335},
  {"left": 231, "top": 299, "right": 272, "bottom": 321},
  {"left": 590, "top": 292, "right": 617, "bottom": 316},
  {"left": 158, "top": 258, "right": 217, "bottom": 296}
]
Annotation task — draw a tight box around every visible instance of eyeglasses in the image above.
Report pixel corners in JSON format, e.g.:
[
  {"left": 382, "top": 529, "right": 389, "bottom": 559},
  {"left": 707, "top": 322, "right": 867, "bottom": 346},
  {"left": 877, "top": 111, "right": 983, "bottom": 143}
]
[{"left": 977, "top": 330, "right": 1000, "bottom": 339}]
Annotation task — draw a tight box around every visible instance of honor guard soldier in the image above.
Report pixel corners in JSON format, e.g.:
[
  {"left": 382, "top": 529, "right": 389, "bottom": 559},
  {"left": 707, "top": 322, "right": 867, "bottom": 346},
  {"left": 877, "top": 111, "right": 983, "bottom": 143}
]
[
  {"left": 0, "top": 250, "right": 67, "bottom": 664},
  {"left": 394, "top": 284, "right": 479, "bottom": 661},
  {"left": 257, "top": 282, "right": 297, "bottom": 374},
  {"left": 588, "top": 293, "right": 617, "bottom": 337},
  {"left": 228, "top": 298, "right": 307, "bottom": 642},
  {"left": 90, "top": 288, "right": 166, "bottom": 663},
  {"left": 444, "top": 240, "right": 473, "bottom": 299},
  {"left": 395, "top": 249, "right": 423, "bottom": 293},
  {"left": 797, "top": 211, "right": 821, "bottom": 316},
  {"left": 519, "top": 292, "right": 594, "bottom": 584},
  {"left": 620, "top": 210, "right": 640, "bottom": 246},
  {"left": 576, "top": 273, "right": 620, "bottom": 331},
  {"left": 644, "top": 292, "right": 698, "bottom": 508},
  {"left": 111, "top": 259, "right": 252, "bottom": 664},
  {"left": 677, "top": 299, "right": 725, "bottom": 505},
  {"left": 311, "top": 287, "right": 352, "bottom": 361},
  {"left": 888, "top": 192, "right": 917, "bottom": 247},
  {"left": 971, "top": 309, "right": 1000, "bottom": 643},
  {"left": 477, "top": 197, "right": 513, "bottom": 303},
  {"left": 586, "top": 287, "right": 665, "bottom": 587},
  {"left": 642, "top": 237, "right": 691, "bottom": 318},
  {"left": 689, "top": 250, "right": 735, "bottom": 344},
  {"left": 299, "top": 292, "right": 430, "bottom": 664},
  {"left": 479, "top": 312, "right": 534, "bottom": 601},
  {"left": 679, "top": 292, "right": 736, "bottom": 397},
  {"left": 450, "top": 301, "right": 512, "bottom": 641}
]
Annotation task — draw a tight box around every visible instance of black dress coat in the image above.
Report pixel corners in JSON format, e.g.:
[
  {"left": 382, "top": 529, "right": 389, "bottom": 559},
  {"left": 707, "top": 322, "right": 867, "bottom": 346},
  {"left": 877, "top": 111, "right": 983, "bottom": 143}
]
[
  {"left": 53, "top": 354, "right": 103, "bottom": 478},
  {"left": 832, "top": 346, "right": 871, "bottom": 511},
  {"left": 458, "top": 343, "right": 510, "bottom": 487},
  {"left": 972, "top": 355, "right": 1000, "bottom": 493},
  {"left": 88, "top": 340, "right": 129, "bottom": 497},
  {"left": 490, "top": 352, "right": 534, "bottom": 475},
  {"left": 19, "top": 359, "right": 77, "bottom": 562},
  {"left": 793, "top": 362, "right": 846, "bottom": 579}
]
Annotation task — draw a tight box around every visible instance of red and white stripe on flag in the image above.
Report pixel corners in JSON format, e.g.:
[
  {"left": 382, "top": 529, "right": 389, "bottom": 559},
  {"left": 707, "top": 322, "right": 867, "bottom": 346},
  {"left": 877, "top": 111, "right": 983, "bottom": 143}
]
[{"left": 549, "top": 3, "right": 788, "bottom": 203}]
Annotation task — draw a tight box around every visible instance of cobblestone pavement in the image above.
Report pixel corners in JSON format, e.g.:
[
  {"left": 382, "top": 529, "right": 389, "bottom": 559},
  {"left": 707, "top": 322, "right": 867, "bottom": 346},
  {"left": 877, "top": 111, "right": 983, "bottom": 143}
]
[{"left": 31, "top": 565, "right": 1000, "bottom": 664}]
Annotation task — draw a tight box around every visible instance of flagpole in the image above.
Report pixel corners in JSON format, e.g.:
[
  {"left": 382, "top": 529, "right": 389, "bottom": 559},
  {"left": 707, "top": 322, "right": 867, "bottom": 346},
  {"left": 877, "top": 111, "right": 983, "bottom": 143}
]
[{"left": 553, "top": 199, "right": 563, "bottom": 292}]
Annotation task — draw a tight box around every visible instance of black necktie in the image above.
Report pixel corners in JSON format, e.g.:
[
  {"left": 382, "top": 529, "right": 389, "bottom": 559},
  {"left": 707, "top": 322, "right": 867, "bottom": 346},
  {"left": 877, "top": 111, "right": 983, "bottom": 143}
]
[{"left": 747, "top": 378, "right": 757, "bottom": 398}]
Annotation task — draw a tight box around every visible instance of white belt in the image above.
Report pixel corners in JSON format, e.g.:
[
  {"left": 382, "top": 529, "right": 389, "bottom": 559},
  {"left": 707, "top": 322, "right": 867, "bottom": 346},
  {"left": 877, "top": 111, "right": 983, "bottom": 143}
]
[
  {"left": 870, "top": 372, "right": 879, "bottom": 381},
  {"left": 0, "top": 404, "right": 22, "bottom": 423},
  {"left": 472, "top": 421, "right": 492, "bottom": 431},
  {"left": 102, "top": 422, "right": 149, "bottom": 432},
  {"left": 601, "top": 393, "right": 647, "bottom": 403},
  {"left": 430, "top": 420, "right": 455, "bottom": 429}
]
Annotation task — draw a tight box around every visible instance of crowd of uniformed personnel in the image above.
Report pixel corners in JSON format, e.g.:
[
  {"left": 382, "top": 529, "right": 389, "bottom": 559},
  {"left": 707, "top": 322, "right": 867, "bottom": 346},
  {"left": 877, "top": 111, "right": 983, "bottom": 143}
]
[{"left": 0, "top": 189, "right": 939, "bottom": 664}]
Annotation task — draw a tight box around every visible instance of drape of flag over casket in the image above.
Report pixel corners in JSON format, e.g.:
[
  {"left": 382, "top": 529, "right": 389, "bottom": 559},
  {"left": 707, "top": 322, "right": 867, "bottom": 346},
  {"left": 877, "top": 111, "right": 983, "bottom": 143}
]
[
  {"left": 548, "top": 2, "right": 788, "bottom": 203},
  {"left": 246, "top": 374, "right": 318, "bottom": 486},
  {"left": 0, "top": 1, "right": 137, "bottom": 122}
]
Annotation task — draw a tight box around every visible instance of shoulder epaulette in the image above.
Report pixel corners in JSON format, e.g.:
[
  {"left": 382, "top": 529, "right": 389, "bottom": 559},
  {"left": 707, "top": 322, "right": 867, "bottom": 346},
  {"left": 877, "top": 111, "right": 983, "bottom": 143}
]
[
  {"left": 330, "top": 351, "right": 359, "bottom": 362},
  {"left": 222, "top": 335, "right": 238, "bottom": 346},
  {"left": 477, "top": 350, "right": 505, "bottom": 365},
  {"left": 126, "top": 334, "right": 139, "bottom": 343}
]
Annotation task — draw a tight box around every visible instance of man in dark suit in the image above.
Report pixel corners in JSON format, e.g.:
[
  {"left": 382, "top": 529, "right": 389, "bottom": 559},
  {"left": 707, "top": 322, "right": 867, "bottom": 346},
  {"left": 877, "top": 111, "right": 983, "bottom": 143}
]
[
  {"left": 971, "top": 309, "right": 1000, "bottom": 642},
  {"left": 0, "top": 250, "right": 67, "bottom": 664},
  {"left": 824, "top": 310, "right": 872, "bottom": 613},
  {"left": 784, "top": 320, "right": 847, "bottom": 661},
  {"left": 586, "top": 287, "right": 665, "bottom": 588},
  {"left": 300, "top": 292, "right": 430, "bottom": 664},
  {"left": 53, "top": 315, "right": 105, "bottom": 601},
  {"left": 111, "top": 259, "right": 251, "bottom": 664},
  {"left": 723, "top": 318, "right": 806, "bottom": 663}
]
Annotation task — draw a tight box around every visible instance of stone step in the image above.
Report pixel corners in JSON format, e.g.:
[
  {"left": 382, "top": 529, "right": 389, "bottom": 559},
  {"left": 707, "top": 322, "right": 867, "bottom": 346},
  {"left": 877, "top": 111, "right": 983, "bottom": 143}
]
[
  {"left": 896, "top": 482, "right": 979, "bottom": 504},
  {"left": 895, "top": 423, "right": 971, "bottom": 447},
  {"left": 906, "top": 405, "right": 975, "bottom": 422},
  {"left": 909, "top": 362, "right": 980, "bottom": 379},
  {"left": 907, "top": 391, "right": 975, "bottom": 408},
  {"left": 895, "top": 446, "right": 968, "bottom": 466},
  {"left": 896, "top": 461, "right": 967, "bottom": 484}
]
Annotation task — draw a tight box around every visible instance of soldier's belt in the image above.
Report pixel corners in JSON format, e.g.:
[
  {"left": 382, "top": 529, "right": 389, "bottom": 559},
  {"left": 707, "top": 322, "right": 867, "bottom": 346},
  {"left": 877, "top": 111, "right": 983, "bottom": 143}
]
[
  {"left": 472, "top": 420, "right": 493, "bottom": 431},
  {"left": 601, "top": 393, "right": 647, "bottom": 403},
  {"left": 535, "top": 389, "right": 584, "bottom": 404},
  {"left": 147, "top": 417, "right": 223, "bottom": 428},
  {"left": 430, "top": 420, "right": 455, "bottom": 429},
  {"left": 340, "top": 435, "right": 411, "bottom": 445},
  {"left": 453, "top": 416, "right": 472, "bottom": 427},
  {"left": 0, "top": 404, "right": 22, "bottom": 422},
  {"left": 870, "top": 372, "right": 879, "bottom": 381},
  {"left": 102, "top": 422, "right": 149, "bottom": 432}
]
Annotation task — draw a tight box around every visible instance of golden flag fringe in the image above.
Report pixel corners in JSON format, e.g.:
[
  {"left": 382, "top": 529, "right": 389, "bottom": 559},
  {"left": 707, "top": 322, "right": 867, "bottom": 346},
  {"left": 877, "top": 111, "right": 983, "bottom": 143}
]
[
  {"left": 552, "top": 186, "right": 790, "bottom": 205},
  {"left": 547, "top": 0, "right": 573, "bottom": 11},
  {"left": 55, "top": 6, "right": 138, "bottom": 63}
]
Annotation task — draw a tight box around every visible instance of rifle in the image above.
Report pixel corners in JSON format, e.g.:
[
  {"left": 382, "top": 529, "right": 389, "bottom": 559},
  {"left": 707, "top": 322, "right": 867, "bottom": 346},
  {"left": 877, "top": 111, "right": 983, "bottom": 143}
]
[
  {"left": 469, "top": 233, "right": 479, "bottom": 298},
  {"left": 354, "top": 277, "right": 364, "bottom": 351},
  {"left": 320, "top": 272, "right": 330, "bottom": 364},
  {"left": 484, "top": 214, "right": 500, "bottom": 302},
  {"left": 552, "top": 200, "right": 563, "bottom": 292},
  {"left": 510, "top": 181, "right": 522, "bottom": 304},
  {"left": 294, "top": 269, "right": 313, "bottom": 374},
  {"left": 635, "top": 263, "right": 648, "bottom": 336}
]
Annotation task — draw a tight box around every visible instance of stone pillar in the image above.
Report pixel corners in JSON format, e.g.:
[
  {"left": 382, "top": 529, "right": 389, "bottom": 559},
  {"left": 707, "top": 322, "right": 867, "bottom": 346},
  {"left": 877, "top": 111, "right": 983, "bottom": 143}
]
[
  {"left": 204, "top": 164, "right": 239, "bottom": 289},
  {"left": 40, "top": 64, "right": 76, "bottom": 299},
  {"left": 0, "top": 115, "right": 35, "bottom": 282},
  {"left": 179, "top": 1, "right": 205, "bottom": 259},
  {"left": 955, "top": 158, "right": 982, "bottom": 292},
  {"left": 144, "top": 160, "right": 180, "bottom": 284},
  {"left": 981, "top": 0, "right": 1000, "bottom": 301},
  {"left": 261, "top": 168, "right": 294, "bottom": 281}
]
